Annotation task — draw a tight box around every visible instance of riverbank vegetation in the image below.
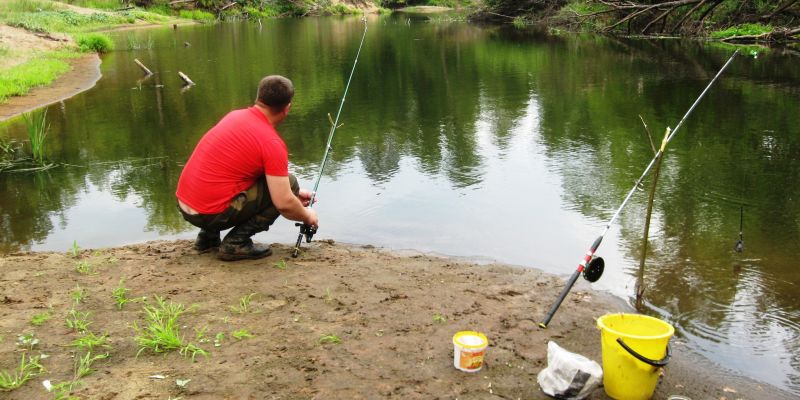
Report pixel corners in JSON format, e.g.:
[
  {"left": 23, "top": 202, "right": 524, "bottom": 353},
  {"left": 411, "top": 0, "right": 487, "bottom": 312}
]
[
  {"left": 0, "top": 0, "right": 185, "bottom": 105},
  {"left": 476, "top": 0, "right": 800, "bottom": 44}
]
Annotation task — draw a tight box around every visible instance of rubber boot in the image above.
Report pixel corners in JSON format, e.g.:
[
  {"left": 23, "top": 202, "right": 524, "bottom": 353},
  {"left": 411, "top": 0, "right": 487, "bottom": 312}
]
[
  {"left": 218, "top": 220, "right": 272, "bottom": 261},
  {"left": 194, "top": 229, "right": 221, "bottom": 253}
]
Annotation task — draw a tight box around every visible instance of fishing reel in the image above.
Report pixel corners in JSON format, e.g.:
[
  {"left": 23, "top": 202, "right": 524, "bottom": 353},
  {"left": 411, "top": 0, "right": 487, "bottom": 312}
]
[
  {"left": 295, "top": 222, "right": 317, "bottom": 243},
  {"left": 583, "top": 256, "right": 605, "bottom": 282}
]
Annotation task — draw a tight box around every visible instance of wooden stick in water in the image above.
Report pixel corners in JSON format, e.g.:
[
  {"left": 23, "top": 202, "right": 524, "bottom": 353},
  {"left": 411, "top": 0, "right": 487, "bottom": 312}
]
[
  {"left": 134, "top": 59, "right": 153, "bottom": 76},
  {"left": 178, "top": 71, "right": 195, "bottom": 86}
]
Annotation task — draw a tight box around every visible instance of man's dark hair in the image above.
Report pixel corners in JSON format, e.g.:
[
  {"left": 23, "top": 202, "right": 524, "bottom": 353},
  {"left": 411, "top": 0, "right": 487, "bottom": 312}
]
[{"left": 257, "top": 75, "right": 294, "bottom": 111}]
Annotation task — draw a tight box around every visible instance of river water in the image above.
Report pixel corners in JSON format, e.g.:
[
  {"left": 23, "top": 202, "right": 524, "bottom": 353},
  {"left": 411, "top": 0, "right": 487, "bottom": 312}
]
[{"left": 1, "top": 14, "right": 798, "bottom": 394}]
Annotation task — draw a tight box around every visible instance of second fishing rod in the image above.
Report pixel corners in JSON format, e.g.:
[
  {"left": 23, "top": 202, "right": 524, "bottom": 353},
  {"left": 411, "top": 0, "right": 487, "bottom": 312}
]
[
  {"left": 539, "top": 49, "right": 740, "bottom": 328},
  {"left": 291, "top": 18, "right": 368, "bottom": 258}
]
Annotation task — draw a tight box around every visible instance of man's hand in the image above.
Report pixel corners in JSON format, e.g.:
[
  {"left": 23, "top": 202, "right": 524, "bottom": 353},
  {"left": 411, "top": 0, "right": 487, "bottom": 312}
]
[
  {"left": 298, "top": 189, "right": 315, "bottom": 207},
  {"left": 304, "top": 209, "right": 319, "bottom": 228}
]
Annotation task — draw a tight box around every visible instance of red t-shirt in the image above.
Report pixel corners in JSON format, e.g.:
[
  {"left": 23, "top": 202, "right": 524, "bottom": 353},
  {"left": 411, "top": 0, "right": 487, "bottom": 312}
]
[{"left": 176, "top": 107, "right": 289, "bottom": 214}]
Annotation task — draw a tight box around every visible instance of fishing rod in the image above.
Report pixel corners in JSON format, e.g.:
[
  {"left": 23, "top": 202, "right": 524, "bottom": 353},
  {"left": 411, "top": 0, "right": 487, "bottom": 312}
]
[
  {"left": 291, "top": 17, "right": 368, "bottom": 258},
  {"left": 539, "top": 49, "right": 740, "bottom": 329}
]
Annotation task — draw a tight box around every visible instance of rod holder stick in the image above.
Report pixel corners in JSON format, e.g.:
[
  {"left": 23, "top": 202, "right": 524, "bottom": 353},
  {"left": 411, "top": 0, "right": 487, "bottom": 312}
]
[
  {"left": 134, "top": 58, "right": 153, "bottom": 76},
  {"left": 539, "top": 50, "right": 739, "bottom": 328}
]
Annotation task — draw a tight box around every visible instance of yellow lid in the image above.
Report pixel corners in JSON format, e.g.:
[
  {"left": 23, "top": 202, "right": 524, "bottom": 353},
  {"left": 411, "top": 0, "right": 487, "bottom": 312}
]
[{"left": 453, "top": 331, "right": 487, "bottom": 349}]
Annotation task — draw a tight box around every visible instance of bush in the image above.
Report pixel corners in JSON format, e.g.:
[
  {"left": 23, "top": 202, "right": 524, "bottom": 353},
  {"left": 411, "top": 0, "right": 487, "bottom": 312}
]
[{"left": 75, "top": 32, "right": 115, "bottom": 53}]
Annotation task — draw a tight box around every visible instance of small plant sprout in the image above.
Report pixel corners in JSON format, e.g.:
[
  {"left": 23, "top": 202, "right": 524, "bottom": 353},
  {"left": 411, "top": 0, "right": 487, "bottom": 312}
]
[
  {"left": 106, "top": 256, "right": 118, "bottom": 265},
  {"left": 69, "top": 241, "right": 81, "bottom": 258},
  {"left": 132, "top": 296, "right": 207, "bottom": 362},
  {"left": 432, "top": 314, "right": 447, "bottom": 324},
  {"left": 273, "top": 259, "right": 287, "bottom": 270},
  {"left": 70, "top": 285, "right": 87, "bottom": 304},
  {"left": 324, "top": 288, "right": 334, "bottom": 304},
  {"left": 31, "top": 311, "right": 52, "bottom": 326},
  {"left": 229, "top": 293, "right": 256, "bottom": 314},
  {"left": 231, "top": 329, "right": 253, "bottom": 340},
  {"left": 75, "top": 352, "right": 108, "bottom": 378},
  {"left": 195, "top": 326, "right": 209, "bottom": 343},
  {"left": 214, "top": 332, "right": 224, "bottom": 347},
  {"left": 0, "top": 353, "right": 44, "bottom": 390},
  {"left": 318, "top": 334, "right": 341, "bottom": 345},
  {"left": 16, "top": 333, "right": 39, "bottom": 350},
  {"left": 65, "top": 309, "right": 92, "bottom": 333},
  {"left": 71, "top": 331, "right": 111, "bottom": 352},
  {"left": 75, "top": 260, "right": 93, "bottom": 274},
  {"left": 112, "top": 280, "right": 130, "bottom": 310},
  {"left": 49, "top": 380, "right": 82, "bottom": 400}
]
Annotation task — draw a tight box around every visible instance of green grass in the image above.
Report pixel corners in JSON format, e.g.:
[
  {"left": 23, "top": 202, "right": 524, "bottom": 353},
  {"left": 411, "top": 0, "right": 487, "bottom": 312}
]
[
  {"left": 75, "top": 351, "right": 107, "bottom": 378},
  {"left": 318, "top": 334, "right": 341, "bottom": 344},
  {"left": 0, "top": 0, "right": 64, "bottom": 13},
  {"left": 65, "top": 309, "right": 92, "bottom": 333},
  {"left": 4, "top": 10, "right": 133, "bottom": 33},
  {"left": 229, "top": 293, "right": 256, "bottom": 314},
  {"left": 231, "top": 328, "right": 253, "bottom": 340},
  {"left": 21, "top": 109, "right": 49, "bottom": 165},
  {"left": 178, "top": 9, "right": 215, "bottom": 22},
  {"left": 30, "top": 311, "right": 52, "bottom": 326},
  {"left": 0, "top": 354, "right": 44, "bottom": 391},
  {"left": 75, "top": 260, "right": 93, "bottom": 274},
  {"left": 74, "top": 32, "right": 114, "bottom": 53},
  {"left": 711, "top": 23, "right": 773, "bottom": 39},
  {"left": 0, "top": 57, "right": 71, "bottom": 104},
  {"left": 132, "top": 296, "right": 207, "bottom": 361},
  {"left": 71, "top": 285, "right": 86, "bottom": 304},
  {"left": 63, "top": 0, "right": 121, "bottom": 10},
  {"left": 71, "top": 330, "right": 110, "bottom": 352},
  {"left": 113, "top": 280, "right": 130, "bottom": 310}
]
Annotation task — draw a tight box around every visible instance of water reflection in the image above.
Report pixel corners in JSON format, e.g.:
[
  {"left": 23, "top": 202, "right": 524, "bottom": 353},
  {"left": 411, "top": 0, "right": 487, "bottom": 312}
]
[{"left": 1, "top": 16, "right": 799, "bottom": 394}]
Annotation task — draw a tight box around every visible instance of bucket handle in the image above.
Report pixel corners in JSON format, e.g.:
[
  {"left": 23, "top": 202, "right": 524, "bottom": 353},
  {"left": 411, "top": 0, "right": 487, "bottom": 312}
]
[{"left": 616, "top": 338, "right": 671, "bottom": 368}]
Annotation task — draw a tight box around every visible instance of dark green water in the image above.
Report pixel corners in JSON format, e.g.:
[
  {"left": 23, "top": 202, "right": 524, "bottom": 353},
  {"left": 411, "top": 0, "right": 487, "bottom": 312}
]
[{"left": 1, "top": 15, "right": 798, "bottom": 393}]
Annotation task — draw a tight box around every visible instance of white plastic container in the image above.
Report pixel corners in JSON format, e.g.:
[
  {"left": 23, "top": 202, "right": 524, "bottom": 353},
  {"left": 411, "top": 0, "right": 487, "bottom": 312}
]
[{"left": 452, "top": 331, "right": 488, "bottom": 372}]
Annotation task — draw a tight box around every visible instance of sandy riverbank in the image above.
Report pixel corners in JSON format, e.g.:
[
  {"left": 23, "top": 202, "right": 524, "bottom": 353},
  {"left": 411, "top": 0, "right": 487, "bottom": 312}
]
[{"left": 0, "top": 240, "right": 793, "bottom": 399}]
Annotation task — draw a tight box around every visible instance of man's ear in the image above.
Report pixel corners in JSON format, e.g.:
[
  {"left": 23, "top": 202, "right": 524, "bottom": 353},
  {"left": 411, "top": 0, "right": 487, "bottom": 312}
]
[{"left": 284, "top": 102, "right": 292, "bottom": 115}]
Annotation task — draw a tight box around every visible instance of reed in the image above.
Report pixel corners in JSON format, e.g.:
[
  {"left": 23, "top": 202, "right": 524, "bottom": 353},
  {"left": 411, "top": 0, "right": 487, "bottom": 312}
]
[{"left": 21, "top": 109, "right": 49, "bottom": 165}]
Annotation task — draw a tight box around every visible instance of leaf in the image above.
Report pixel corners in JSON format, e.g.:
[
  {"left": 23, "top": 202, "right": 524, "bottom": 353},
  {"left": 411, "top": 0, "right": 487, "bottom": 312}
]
[{"left": 176, "top": 379, "right": 191, "bottom": 388}]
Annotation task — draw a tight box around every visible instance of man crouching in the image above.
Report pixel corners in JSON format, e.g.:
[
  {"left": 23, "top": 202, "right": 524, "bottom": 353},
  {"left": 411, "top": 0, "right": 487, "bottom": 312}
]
[{"left": 176, "top": 75, "right": 319, "bottom": 261}]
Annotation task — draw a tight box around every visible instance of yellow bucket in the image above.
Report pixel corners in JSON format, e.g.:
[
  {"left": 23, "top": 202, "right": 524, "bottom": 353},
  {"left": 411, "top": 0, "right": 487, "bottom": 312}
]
[{"left": 596, "top": 313, "right": 674, "bottom": 400}]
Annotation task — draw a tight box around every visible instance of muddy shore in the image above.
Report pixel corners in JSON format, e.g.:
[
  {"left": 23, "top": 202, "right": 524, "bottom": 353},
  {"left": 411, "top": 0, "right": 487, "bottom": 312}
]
[{"left": 0, "top": 240, "right": 793, "bottom": 399}]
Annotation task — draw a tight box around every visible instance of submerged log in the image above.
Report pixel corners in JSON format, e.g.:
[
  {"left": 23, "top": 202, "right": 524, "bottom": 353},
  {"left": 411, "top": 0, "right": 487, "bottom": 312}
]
[{"left": 134, "top": 59, "right": 153, "bottom": 76}]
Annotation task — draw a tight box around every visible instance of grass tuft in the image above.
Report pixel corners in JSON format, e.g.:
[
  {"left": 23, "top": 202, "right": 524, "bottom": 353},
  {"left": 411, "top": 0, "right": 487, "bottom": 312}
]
[
  {"left": 21, "top": 109, "right": 50, "bottom": 165},
  {"left": 75, "top": 32, "right": 114, "bottom": 53},
  {"left": 229, "top": 293, "right": 256, "bottom": 314},
  {"left": 132, "top": 296, "right": 207, "bottom": 361},
  {"left": 0, "top": 353, "right": 44, "bottom": 391},
  {"left": 30, "top": 311, "right": 52, "bottom": 326}
]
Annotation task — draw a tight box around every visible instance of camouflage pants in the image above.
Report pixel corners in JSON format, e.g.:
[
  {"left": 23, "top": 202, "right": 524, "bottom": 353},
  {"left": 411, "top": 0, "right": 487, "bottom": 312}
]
[{"left": 179, "top": 174, "right": 299, "bottom": 233}]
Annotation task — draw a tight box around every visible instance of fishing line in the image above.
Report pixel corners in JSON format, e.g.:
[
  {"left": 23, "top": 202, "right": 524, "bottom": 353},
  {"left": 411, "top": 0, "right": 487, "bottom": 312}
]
[
  {"left": 539, "top": 50, "right": 740, "bottom": 328},
  {"left": 291, "top": 17, "right": 368, "bottom": 258}
]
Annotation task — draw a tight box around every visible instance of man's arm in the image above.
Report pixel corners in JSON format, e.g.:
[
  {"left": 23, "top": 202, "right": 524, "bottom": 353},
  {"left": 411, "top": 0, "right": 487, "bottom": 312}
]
[{"left": 266, "top": 175, "right": 318, "bottom": 227}]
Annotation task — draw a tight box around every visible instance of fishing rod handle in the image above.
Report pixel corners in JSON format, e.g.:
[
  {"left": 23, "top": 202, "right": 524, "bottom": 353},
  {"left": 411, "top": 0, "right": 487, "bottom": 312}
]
[{"left": 539, "top": 269, "right": 582, "bottom": 329}]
